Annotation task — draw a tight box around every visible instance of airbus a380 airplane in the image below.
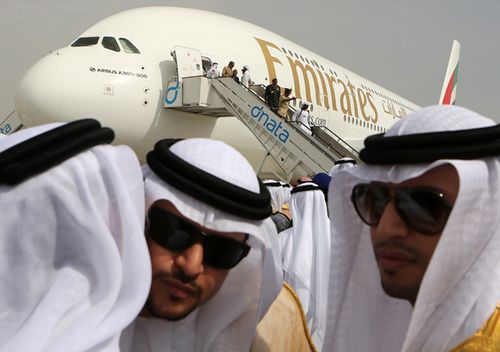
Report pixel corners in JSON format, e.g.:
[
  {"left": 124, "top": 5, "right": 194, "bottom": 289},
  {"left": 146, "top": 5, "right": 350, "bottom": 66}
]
[{"left": 14, "top": 7, "right": 459, "bottom": 176}]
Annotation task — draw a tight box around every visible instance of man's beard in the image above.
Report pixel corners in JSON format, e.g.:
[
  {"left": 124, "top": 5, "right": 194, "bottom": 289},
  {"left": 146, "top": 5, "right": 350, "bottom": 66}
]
[
  {"left": 146, "top": 270, "right": 203, "bottom": 321},
  {"left": 374, "top": 240, "right": 422, "bottom": 304}
]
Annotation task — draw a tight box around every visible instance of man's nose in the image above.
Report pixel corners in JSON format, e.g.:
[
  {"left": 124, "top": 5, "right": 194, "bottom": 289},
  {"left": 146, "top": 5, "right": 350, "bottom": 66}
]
[
  {"left": 372, "top": 201, "right": 410, "bottom": 240},
  {"left": 175, "top": 242, "right": 205, "bottom": 278}
]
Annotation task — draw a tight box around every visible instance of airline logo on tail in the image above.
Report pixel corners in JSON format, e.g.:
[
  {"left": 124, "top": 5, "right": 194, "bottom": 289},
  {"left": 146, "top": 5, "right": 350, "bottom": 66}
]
[{"left": 439, "top": 40, "right": 461, "bottom": 105}]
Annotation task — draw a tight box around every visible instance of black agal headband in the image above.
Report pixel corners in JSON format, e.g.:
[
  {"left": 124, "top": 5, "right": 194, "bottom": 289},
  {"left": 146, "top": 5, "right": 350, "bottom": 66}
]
[
  {"left": 359, "top": 124, "right": 500, "bottom": 165},
  {"left": 291, "top": 183, "right": 321, "bottom": 194},
  {"left": 146, "top": 139, "right": 272, "bottom": 220},
  {"left": 263, "top": 181, "right": 291, "bottom": 188},
  {"left": 335, "top": 158, "right": 357, "bottom": 166},
  {"left": 0, "top": 119, "right": 114, "bottom": 185},
  {"left": 263, "top": 181, "right": 282, "bottom": 187}
]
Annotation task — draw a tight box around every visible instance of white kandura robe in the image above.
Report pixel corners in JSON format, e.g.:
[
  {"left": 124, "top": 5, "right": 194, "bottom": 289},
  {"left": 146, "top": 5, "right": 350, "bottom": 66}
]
[
  {"left": 0, "top": 123, "right": 151, "bottom": 352},
  {"left": 324, "top": 105, "right": 500, "bottom": 352},
  {"left": 126, "top": 138, "right": 283, "bottom": 352},
  {"left": 280, "top": 182, "right": 331, "bottom": 351}
]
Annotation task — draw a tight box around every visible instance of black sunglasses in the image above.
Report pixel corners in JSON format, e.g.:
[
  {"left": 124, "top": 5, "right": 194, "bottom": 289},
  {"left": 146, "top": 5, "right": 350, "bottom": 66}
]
[
  {"left": 147, "top": 207, "right": 251, "bottom": 269},
  {"left": 351, "top": 183, "right": 453, "bottom": 235}
]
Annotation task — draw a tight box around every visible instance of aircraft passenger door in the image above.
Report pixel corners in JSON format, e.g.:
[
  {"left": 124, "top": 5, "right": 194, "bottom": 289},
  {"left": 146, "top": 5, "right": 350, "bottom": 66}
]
[{"left": 172, "top": 46, "right": 204, "bottom": 80}]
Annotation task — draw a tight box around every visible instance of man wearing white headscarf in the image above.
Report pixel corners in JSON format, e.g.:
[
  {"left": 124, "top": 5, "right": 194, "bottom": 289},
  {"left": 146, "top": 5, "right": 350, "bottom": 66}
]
[
  {"left": 264, "top": 180, "right": 293, "bottom": 234},
  {"left": 206, "top": 62, "right": 220, "bottom": 78},
  {"left": 124, "top": 138, "right": 283, "bottom": 352},
  {"left": 324, "top": 105, "right": 500, "bottom": 352},
  {"left": 292, "top": 103, "right": 312, "bottom": 135},
  {"left": 241, "top": 65, "right": 254, "bottom": 88},
  {"left": 0, "top": 119, "right": 151, "bottom": 352},
  {"left": 280, "top": 181, "right": 292, "bottom": 202},
  {"left": 281, "top": 182, "right": 331, "bottom": 351},
  {"left": 328, "top": 157, "right": 357, "bottom": 178},
  {"left": 263, "top": 179, "right": 291, "bottom": 212}
]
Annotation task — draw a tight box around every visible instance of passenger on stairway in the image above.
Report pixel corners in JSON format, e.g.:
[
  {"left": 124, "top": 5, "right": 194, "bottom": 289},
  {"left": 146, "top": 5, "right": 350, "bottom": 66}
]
[
  {"left": 265, "top": 78, "right": 281, "bottom": 114},
  {"left": 279, "top": 88, "right": 296, "bottom": 121},
  {"left": 222, "top": 61, "right": 235, "bottom": 77},
  {"left": 232, "top": 69, "right": 240, "bottom": 83},
  {"left": 292, "top": 103, "right": 312, "bottom": 135},
  {"left": 241, "top": 65, "right": 254, "bottom": 88},
  {"left": 206, "top": 62, "right": 220, "bottom": 78}
]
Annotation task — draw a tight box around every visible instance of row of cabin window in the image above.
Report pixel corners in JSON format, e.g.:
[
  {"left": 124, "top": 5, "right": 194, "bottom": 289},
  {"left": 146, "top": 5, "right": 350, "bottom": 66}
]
[
  {"left": 280, "top": 47, "right": 338, "bottom": 77},
  {"left": 280, "top": 45, "right": 413, "bottom": 113},
  {"left": 360, "top": 83, "right": 413, "bottom": 112},
  {"left": 71, "top": 37, "right": 140, "bottom": 54},
  {"left": 344, "top": 114, "right": 387, "bottom": 133}
]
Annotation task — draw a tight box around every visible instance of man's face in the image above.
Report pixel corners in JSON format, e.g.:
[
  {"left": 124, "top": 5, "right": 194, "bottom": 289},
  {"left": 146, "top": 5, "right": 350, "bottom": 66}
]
[
  {"left": 143, "top": 200, "right": 247, "bottom": 321},
  {"left": 272, "top": 79, "right": 277, "bottom": 86},
  {"left": 369, "top": 164, "right": 459, "bottom": 305}
]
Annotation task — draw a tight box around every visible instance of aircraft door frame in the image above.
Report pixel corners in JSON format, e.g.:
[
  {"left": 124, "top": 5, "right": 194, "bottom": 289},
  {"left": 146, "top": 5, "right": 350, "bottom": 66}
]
[{"left": 172, "top": 46, "right": 204, "bottom": 80}]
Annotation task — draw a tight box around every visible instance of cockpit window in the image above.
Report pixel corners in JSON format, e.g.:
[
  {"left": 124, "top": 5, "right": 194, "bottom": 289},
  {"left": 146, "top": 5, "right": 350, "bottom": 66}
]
[
  {"left": 119, "top": 38, "right": 140, "bottom": 54},
  {"left": 102, "top": 37, "right": 120, "bottom": 52},
  {"left": 71, "top": 37, "right": 99, "bottom": 47}
]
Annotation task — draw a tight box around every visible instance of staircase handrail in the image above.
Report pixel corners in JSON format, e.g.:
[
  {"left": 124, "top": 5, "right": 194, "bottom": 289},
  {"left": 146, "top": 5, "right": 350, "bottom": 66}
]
[
  {"left": 0, "top": 111, "right": 15, "bottom": 126},
  {"left": 314, "top": 124, "right": 359, "bottom": 156},
  {"left": 235, "top": 79, "right": 360, "bottom": 159}
]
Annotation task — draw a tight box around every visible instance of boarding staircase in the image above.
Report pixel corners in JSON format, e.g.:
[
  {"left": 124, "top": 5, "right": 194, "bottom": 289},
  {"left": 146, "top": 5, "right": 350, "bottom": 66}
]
[
  {"left": 0, "top": 110, "right": 23, "bottom": 135},
  {"left": 164, "top": 76, "right": 359, "bottom": 179}
]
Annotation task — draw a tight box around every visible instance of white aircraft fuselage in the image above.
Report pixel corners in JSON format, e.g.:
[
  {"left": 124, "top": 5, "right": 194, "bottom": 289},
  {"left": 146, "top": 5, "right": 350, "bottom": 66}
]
[{"left": 15, "top": 7, "right": 419, "bottom": 172}]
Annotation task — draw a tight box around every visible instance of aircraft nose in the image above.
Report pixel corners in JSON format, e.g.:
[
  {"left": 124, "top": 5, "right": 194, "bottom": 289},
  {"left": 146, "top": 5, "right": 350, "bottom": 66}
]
[{"left": 15, "top": 53, "right": 62, "bottom": 127}]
